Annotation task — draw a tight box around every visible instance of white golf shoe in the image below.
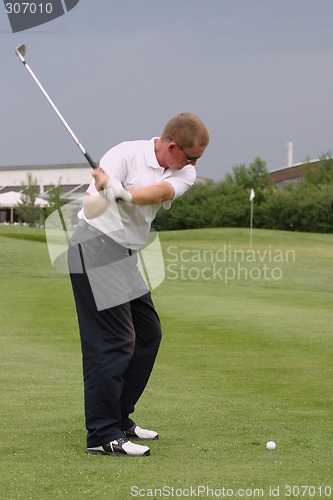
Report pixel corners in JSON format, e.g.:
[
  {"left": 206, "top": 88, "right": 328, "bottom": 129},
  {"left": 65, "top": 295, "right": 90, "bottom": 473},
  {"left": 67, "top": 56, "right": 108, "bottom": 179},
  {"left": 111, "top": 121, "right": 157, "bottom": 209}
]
[
  {"left": 124, "top": 424, "right": 159, "bottom": 441},
  {"left": 86, "top": 437, "right": 150, "bottom": 457}
]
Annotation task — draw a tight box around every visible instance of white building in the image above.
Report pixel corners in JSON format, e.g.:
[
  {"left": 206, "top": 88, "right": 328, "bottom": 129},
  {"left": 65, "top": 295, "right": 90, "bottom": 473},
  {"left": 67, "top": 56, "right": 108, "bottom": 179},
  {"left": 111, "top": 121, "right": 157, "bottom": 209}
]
[{"left": 0, "top": 163, "right": 91, "bottom": 196}]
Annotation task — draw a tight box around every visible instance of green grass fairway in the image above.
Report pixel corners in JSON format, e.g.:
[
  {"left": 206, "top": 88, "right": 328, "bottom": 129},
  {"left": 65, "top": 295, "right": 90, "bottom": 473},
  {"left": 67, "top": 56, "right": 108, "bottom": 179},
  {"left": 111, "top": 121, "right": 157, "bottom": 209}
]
[{"left": 1, "top": 226, "right": 333, "bottom": 499}]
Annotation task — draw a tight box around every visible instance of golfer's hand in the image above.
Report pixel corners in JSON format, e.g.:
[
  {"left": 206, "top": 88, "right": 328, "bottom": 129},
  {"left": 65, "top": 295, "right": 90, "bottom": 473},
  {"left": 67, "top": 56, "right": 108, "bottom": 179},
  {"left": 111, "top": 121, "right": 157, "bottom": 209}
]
[
  {"left": 92, "top": 168, "right": 133, "bottom": 203},
  {"left": 92, "top": 167, "right": 110, "bottom": 192}
]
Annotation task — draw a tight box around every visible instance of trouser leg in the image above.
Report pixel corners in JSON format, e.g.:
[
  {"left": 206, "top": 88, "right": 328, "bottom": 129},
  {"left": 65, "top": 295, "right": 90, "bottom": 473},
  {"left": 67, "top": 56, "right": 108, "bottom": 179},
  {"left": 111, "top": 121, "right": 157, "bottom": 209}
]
[
  {"left": 120, "top": 292, "right": 162, "bottom": 430},
  {"left": 70, "top": 270, "right": 136, "bottom": 446}
]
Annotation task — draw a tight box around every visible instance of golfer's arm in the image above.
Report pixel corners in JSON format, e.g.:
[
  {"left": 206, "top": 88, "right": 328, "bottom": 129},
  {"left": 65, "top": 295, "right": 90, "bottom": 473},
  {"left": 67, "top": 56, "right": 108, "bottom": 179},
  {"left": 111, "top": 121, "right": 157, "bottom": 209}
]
[
  {"left": 82, "top": 181, "right": 174, "bottom": 219},
  {"left": 129, "top": 181, "right": 175, "bottom": 205}
]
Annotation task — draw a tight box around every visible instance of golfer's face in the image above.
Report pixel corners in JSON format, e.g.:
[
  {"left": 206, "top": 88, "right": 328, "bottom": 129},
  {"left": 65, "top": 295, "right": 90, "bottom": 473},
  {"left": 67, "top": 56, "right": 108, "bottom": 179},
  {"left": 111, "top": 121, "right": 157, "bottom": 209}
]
[{"left": 168, "top": 142, "right": 206, "bottom": 171}]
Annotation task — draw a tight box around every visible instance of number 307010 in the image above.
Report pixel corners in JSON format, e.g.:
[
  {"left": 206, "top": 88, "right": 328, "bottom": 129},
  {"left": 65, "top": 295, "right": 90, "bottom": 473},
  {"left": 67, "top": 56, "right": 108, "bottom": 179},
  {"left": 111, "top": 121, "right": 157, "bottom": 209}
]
[{"left": 5, "top": 3, "right": 53, "bottom": 14}]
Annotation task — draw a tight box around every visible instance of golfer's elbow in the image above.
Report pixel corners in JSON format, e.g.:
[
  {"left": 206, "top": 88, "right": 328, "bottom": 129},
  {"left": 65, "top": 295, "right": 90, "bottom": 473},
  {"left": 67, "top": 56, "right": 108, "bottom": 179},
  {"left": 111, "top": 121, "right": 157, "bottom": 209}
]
[{"left": 155, "top": 182, "right": 174, "bottom": 203}]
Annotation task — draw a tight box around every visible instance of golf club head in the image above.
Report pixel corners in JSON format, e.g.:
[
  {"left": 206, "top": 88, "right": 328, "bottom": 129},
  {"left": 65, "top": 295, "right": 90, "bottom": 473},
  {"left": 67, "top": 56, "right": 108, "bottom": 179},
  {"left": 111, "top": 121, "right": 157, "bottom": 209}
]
[{"left": 15, "top": 44, "right": 26, "bottom": 62}]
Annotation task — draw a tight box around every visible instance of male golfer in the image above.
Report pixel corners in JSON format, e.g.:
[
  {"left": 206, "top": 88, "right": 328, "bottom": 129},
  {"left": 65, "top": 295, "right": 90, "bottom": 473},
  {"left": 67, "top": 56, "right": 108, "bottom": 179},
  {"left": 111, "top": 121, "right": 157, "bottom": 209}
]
[{"left": 68, "top": 113, "right": 209, "bottom": 456}]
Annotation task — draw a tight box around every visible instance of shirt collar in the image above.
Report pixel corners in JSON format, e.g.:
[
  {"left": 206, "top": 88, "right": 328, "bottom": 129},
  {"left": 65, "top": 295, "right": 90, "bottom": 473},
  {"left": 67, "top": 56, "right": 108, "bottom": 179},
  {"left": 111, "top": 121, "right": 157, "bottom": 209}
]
[{"left": 145, "top": 137, "right": 163, "bottom": 169}]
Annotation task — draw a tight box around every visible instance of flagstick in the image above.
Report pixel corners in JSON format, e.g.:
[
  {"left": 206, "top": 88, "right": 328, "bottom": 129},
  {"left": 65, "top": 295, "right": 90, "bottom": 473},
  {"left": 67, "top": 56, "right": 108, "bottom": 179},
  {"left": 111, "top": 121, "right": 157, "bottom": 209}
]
[
  {"left": 250, "top": 198, "right": 254, "bottom": 248},
  {"left": 249, "top": 188, "right": 255, "bottom": 248}
]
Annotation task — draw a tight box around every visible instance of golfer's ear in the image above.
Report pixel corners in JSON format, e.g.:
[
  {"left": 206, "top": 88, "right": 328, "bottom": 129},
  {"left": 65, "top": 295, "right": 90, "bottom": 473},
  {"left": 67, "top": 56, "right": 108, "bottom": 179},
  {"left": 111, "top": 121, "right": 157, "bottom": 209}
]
[{"left": 168, "top": 142, "right": 177, "bottom": 153}]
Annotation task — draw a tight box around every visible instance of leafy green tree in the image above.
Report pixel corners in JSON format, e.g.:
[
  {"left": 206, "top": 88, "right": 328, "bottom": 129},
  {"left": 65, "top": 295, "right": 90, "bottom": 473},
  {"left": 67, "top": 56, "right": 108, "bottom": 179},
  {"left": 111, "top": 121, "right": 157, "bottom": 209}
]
[
  {"left": 16, "top": 174, "right": 43, "bottom": 226},
  {"left": 260, "top": 187, "right": 301, "bottom": 231},
  {"left": 301, "top": 156, "right": 333, "bottom": 186},
  {"left": 44, "top": 183, "right": 69, "bottom": 219},
  {"left": 225, "top": 157, "right": 269, "bottom": 190},
  {"left": 260, "top": 175, "right": 333, "bottom": 233}
]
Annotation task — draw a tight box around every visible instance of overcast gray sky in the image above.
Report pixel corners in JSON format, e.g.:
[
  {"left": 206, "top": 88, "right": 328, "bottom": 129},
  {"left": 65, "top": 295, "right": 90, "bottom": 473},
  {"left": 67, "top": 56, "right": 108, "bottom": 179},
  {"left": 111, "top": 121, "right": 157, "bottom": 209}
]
[{"left": 1, "top": 0, "right": 333, "bottom": 181}]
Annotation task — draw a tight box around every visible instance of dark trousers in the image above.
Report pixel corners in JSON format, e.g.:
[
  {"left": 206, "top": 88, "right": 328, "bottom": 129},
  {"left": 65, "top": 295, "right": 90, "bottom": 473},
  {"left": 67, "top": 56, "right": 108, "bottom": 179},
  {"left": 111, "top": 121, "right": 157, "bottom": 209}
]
[{"left": 68, "top": 226, "right": 162, "bottom": 447}]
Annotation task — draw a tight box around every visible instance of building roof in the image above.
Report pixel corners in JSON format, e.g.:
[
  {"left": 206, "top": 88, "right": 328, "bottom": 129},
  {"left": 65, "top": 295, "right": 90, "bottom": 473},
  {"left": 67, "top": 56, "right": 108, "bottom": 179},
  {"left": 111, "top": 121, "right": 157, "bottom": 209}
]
[{"left": 268, "top": 158, "right": 331, "bottom": 186}]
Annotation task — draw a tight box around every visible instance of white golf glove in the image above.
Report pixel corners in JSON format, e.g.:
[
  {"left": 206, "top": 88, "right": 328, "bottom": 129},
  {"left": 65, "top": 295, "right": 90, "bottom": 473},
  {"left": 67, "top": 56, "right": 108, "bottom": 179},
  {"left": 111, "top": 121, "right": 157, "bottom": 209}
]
[{"left": 102, "top": 179, "right": 133, "bottom": 203}]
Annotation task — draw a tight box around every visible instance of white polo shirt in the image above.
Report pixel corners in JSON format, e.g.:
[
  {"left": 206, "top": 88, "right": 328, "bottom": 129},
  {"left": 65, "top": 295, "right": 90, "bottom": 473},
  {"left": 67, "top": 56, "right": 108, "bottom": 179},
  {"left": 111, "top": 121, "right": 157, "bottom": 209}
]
[{"left": 78, "top": 138, "right": 196, "bottom": 250}]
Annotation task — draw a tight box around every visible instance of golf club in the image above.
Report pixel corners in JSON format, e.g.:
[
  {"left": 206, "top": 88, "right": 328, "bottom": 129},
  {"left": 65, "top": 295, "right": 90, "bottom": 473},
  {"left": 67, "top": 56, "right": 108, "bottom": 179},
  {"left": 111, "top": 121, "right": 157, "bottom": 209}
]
[{"left": 15, "top": 44, "right": 97, "bottom": 169}]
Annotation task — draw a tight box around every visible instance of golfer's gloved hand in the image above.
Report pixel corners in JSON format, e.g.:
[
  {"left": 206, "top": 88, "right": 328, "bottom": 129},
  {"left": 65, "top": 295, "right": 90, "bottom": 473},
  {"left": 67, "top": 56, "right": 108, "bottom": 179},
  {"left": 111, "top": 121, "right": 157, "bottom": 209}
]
[{"left": 102, "top": 179, "right": 133, "bottom": 204}]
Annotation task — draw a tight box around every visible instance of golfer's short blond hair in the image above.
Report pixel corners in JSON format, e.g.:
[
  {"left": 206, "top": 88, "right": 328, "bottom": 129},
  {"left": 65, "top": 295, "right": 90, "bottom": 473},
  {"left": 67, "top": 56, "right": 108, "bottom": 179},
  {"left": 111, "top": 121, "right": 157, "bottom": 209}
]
[{"left": 161, "top": 113, "right": 209, "bottom": 149}]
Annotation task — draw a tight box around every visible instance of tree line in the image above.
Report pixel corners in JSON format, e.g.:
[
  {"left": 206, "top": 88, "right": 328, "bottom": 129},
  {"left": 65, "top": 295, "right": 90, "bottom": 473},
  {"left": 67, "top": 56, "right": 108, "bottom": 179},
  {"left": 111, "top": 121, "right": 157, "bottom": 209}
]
[{"left": 153, "top": 155, "right": 333, "bottom": 233}]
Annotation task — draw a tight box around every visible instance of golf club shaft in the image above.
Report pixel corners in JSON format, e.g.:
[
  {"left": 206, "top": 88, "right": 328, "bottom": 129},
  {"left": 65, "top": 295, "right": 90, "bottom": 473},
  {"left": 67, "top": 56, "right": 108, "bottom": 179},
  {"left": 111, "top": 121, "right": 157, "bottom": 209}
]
[{"left": 16, "top": 45, "right": 97, "bottom": 169}]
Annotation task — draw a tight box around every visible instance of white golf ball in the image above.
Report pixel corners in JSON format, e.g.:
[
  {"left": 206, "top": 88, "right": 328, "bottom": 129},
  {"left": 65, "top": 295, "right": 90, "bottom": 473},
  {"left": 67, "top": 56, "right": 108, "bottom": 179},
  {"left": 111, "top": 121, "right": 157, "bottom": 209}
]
[{"left": 266, "top": 441, "right": 277, "bottom": 451}]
